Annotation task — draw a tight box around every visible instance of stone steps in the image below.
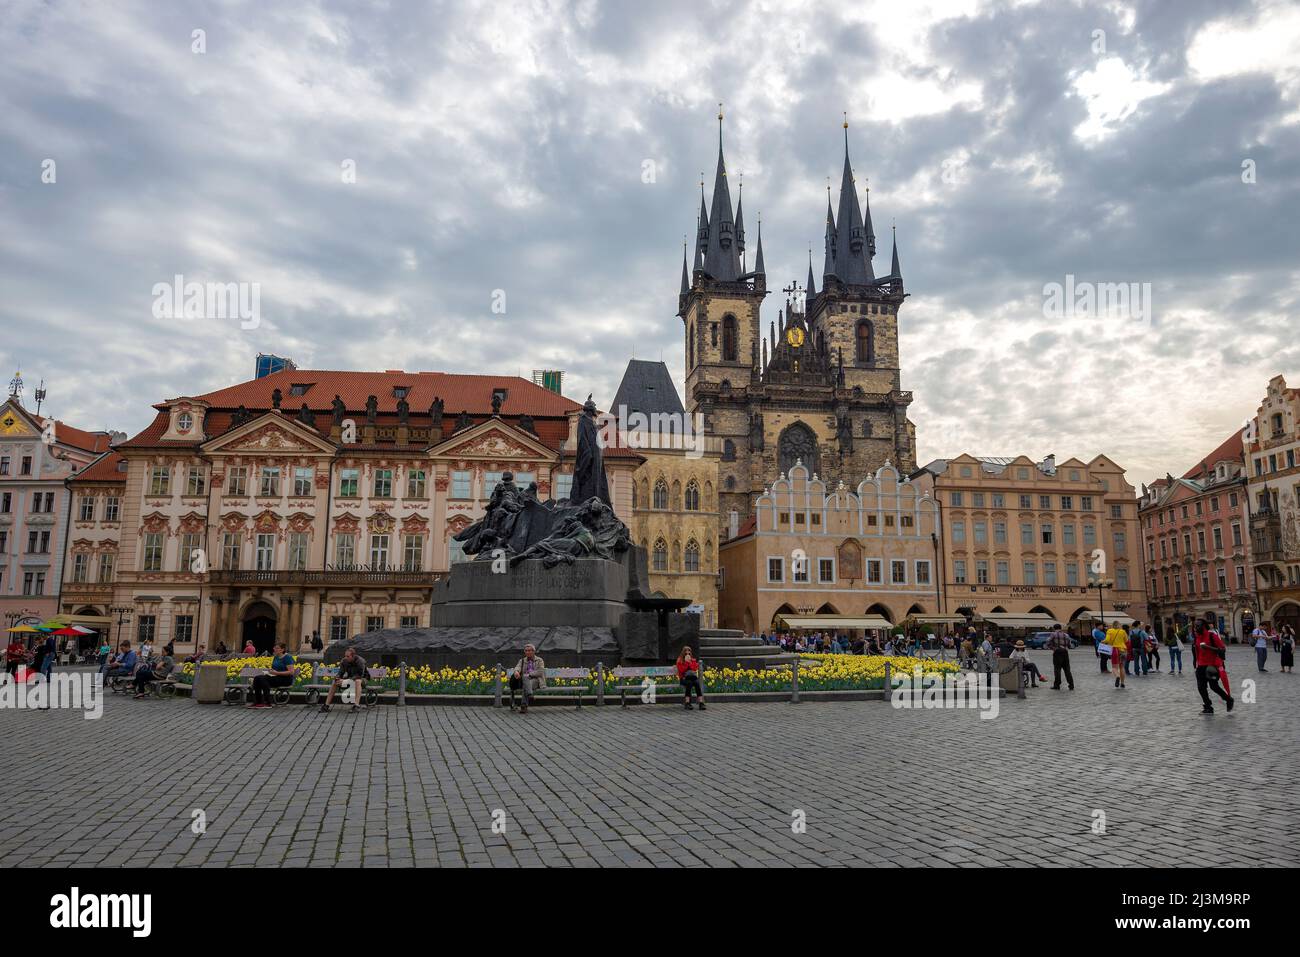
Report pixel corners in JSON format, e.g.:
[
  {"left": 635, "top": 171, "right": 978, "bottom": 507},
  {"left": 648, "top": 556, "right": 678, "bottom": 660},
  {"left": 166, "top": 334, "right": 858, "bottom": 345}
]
[{"left": 693, "top": 629, "right": 796, "bottom": 669}]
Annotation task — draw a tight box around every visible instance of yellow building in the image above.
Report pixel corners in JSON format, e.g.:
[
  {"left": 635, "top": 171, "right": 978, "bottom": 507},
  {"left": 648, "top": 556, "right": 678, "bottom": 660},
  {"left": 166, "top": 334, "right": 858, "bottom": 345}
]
[
  {"left": 912, "top": 453, "right": 1149, "bottom": 632},
  {"left": 611, "top": 361, "right": 721, "bottom": 626}
]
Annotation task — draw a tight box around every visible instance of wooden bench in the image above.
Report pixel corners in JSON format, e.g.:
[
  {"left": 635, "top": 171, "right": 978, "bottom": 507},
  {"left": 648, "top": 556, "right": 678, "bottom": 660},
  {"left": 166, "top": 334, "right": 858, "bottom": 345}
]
[
  {"left": 610, "top": 665, "right": 686, "bottom": 708},
  {"left": 508, "top": 667, "right": 590, "bottom": 709},
  {"left": 304, "top": 666, "right": 387, "bottom": 708},
  {"left": 143, "top": 666, "right": 182, "bottom": 698}
]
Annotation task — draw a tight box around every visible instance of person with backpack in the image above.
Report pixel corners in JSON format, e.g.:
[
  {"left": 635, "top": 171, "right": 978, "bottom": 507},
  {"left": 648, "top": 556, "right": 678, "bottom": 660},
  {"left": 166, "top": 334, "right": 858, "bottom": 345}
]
[
  {"left": 1103, "top": 622, "right": 1129, "bottom": 689},
  {"left": 1092, "top": 623, "right": 1108, "bottom": 674},
  {"left": 1193, "top": 619, "right": 1233, "bottom": 715},
  {"left": 1165, "top": 626, "right": 1183, "bottom": 675}
]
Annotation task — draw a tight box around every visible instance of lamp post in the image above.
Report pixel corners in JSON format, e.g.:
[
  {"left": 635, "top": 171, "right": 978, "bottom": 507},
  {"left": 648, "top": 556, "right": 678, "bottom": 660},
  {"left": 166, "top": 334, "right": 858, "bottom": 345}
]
[
  {"left": 109, "top": 604, "right": 133, "bottom": 651},
  {"left": 1093, "top": 577, "right": 1114, "bottom": 628}
]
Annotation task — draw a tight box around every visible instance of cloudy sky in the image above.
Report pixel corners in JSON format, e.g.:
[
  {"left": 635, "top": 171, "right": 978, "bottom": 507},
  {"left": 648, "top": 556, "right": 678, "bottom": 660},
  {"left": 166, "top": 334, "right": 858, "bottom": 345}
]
[{"left": 3, "top": 0, "right": 1299, "bottom": 487}]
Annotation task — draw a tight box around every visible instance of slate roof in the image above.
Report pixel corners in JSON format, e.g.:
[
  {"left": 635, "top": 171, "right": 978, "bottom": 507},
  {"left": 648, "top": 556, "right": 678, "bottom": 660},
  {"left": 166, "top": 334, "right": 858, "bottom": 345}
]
[{"left": 609, "top": 360, "right": 685, "bottom": 419}]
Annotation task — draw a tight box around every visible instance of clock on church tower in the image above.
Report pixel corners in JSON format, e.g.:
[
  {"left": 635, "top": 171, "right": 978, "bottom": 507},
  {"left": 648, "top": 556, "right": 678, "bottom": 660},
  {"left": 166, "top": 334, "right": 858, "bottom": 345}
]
[{"left": 785, "top": 326, "right": 805, "bottom": 348}]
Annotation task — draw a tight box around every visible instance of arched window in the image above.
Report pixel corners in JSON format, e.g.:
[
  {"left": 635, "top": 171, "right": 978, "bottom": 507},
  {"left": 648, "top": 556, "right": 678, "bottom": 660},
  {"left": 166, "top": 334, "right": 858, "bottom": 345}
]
[
  {"left": 722, "top": 314, "right": 738, "bottom": 361},
  {"left": 653, "top": 538, "right": 668, "bottom": 571},
  {"left": 684, "top": 539, "right": 700, "bottom": 572},
  {"left": 722, "top": 439, "right": 736, "bottom": 462},
  {"left": 856, "top": 319, "right": 874, "bottom": 362},
  {"left": 653, "top": 479, "right": 668, "bottom": 510},
  {"left": 684, "top": 480, "right": 700, "bottom": 511},
  {"left": 688, "top": 325, "right": 694, "bottom": 369},
  {"left": 631, "top": 481, "right": 638, "bottom": 509}
]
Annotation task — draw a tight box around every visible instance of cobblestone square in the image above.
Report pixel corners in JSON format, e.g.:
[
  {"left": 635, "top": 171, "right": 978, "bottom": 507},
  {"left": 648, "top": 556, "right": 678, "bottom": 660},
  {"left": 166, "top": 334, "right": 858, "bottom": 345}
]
[{"left": 1, "top": 647, "right": 1294, "bottom": 868}]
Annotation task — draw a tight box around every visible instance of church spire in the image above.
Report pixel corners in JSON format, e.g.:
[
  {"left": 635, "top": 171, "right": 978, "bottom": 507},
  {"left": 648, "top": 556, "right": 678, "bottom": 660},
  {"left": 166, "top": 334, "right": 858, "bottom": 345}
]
[
  {"left": 889, "top": 223, "right": 902, "bottom": 288},
  {"left": 821, "top": 182, "right": 836, "bottom": 282},
  {"left": 703, "top": 103, "right": 742, "bottom": 281},
  {"left": 695, "top": 178, "right": 708, "bottom": 273},
  {"left": 680, "top": 239, "right": 690, "bottom": 296},
  {"left": 833, "top": 114, "right": 874, "bottom": 284},
  {"left": 754, "top": 214, "right": 766, "bottom": 276},
  {"left": 806, "top": 248, "right": 817, "bottom": 298}
]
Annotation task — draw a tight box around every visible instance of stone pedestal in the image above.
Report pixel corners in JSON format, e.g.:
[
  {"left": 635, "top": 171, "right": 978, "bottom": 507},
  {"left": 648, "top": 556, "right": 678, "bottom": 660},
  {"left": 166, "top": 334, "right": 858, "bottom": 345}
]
[{"left": 192, "top": 663, "right": 228, "bottom": 703}]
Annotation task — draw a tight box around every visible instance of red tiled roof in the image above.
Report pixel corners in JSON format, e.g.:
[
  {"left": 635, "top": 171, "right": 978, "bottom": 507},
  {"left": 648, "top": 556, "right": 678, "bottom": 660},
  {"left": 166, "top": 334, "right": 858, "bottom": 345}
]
[
  {"left": 71, "top": 452, "right": 126, "bottom": 484},
  {"left": 180, "top": 370, "right": 579, "bottom": 418},
  {"left": 51, "top": 421, "right": 113, "bottom": 454},
  {"left": 1182, "top": 431, "right": 1244, "bottom": 479}
]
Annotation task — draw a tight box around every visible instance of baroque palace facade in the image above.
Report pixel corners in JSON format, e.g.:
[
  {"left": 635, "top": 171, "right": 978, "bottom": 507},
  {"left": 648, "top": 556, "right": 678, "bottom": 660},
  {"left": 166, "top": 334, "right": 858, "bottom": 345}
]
[
  {"left": 58, "top": 368, "right": 640, "bottom": 654},
  {"left": 679, "top": 116, "right": 916, "bottom": 545},
  {"left": 1244, "top": 374, "right": 1300, "bottom": 634}
]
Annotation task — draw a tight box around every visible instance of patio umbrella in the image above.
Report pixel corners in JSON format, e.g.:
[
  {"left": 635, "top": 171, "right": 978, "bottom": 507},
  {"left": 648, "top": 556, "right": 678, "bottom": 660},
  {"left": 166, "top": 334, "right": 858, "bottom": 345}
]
[
  {"left": 5, "top": 625, "right": 41, "bottom": 633},
  {"left": 72, "top": 625, "right": 97, "bottom": 634},
  {"left": 50, "top": 627, "right": 83, "bottom": 637}
]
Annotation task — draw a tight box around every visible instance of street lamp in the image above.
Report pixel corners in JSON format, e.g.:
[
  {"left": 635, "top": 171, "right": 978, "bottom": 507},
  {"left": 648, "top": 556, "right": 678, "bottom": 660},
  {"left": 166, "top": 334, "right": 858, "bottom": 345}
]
[
  {"left": 1092, "top": 577, "right": 1114, "bottom": 628},
  {"left": 109, "top": 604, "right": 133, "bottom": 651}
]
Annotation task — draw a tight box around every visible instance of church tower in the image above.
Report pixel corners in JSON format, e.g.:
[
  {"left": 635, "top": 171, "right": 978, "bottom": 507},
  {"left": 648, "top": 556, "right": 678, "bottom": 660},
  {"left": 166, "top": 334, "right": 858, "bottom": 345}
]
[{"left": 678, "top": 112, "right": 915, "bottom": 540}]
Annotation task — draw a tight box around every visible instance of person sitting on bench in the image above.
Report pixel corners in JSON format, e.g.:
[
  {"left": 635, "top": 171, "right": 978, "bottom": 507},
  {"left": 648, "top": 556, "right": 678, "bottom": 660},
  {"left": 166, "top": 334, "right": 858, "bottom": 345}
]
[
  {"left": 133, "top": 652, "right": 175, "bottom": 698},
  {"left": 676, "top": 646, "right": 707, "bottom": 711},
  {"left": 320, "top": 647, "right": 366, "bottom": 713},
  {"left": 250, "top": 643, "right": 296, "bottom": 709},
  {"left": 1009, "top": 640, "right": 1048, "bottom": 686},
  {"left": 509, "top": 644, "right": 545, "bottom": 714},
  {"left": 104, "top": 641, "right": 138, "bottom": 682}
]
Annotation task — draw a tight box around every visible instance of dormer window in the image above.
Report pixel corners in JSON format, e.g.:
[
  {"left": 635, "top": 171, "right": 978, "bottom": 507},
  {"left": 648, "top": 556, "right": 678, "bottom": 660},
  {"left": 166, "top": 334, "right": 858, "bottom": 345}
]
[
  {"left": 290, "top": 383, "right": 312, "bottom": 396},
  {"left": 492, "top": 388, "right": 508, "bottom": 405},
  {"left": 393, "top": 386, "right": 410, "bottom": 399},
  {"left": 177, "top": 412, "right": 193, "bottom": 432}
]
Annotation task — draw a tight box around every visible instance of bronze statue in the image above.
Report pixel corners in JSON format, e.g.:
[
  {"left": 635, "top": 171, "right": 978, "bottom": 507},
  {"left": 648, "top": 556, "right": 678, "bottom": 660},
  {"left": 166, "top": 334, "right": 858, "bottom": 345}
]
[
  {"left": 570, "top": 395, "right": 609, "bottom": 506},
  {"left": 365, "top": 395, "right": 378, "bottom": 424},
  {"left": 331, "top": 394, "right": 345, "bottom": 426}
]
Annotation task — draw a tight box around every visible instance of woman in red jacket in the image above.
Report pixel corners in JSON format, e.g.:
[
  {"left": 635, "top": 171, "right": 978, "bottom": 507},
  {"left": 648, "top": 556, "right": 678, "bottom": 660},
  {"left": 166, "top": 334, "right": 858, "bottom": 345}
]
[
  {"left": 1192, "top": 619, "right": 1234, "bottom": 715},
  {"left": 676, "top": 647, "right": 706, "bottom": 711}
]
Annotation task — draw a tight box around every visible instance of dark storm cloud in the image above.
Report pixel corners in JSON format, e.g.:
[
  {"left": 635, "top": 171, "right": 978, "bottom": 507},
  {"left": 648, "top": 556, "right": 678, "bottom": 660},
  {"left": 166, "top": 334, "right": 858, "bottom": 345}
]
[{"left": 1, "top": 0, "right": 1297, "bottom": 487}]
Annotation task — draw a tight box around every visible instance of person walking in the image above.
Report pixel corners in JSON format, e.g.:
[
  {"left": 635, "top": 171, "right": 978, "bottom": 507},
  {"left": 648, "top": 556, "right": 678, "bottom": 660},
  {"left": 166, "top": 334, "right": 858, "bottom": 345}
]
[
  {"left": 1130, "top": 621, "right": 1151, "bottom": 676},
  {"left": 1092, "top": 622, "right": 1108, "bottom": 674},
  {"left": 1165, "top": 627, "right": 1183, "bottom": 675},
  {"left": 1279, "top": 628, "right": 1294, "bottom": 673},
  {"left": 1047, "top": 623, "right": 1074, "bottom": 690},
  {"left": 1253, "top": 626, "right": 1269, "bottom": 672},
  {"left": 1193, "top": 619, "right": 1233, "bottom": 714},
  {"left": 1104, "top": 622, "right": 1129, "bottom": 689}
]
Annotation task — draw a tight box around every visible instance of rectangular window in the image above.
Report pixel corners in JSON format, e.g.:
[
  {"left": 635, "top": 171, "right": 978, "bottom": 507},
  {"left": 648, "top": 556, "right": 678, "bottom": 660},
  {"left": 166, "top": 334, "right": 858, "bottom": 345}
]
[
  {"left": 293, "top": 467, "right": 313, "bottom": 497},
  {"left": 1217, "top": 569, "right": 1227, "bottom": 593},
  {"left": 1062, "top": 524, "right": 1076, "bottom": 546},
  {"left": 72, "top": 554, "right": 89, "bottom": 583},
  {"left": 222, "top": 532, "right": 241, "bottom": 570},
  {"left": 1066, "top": 563, "right": 1079, "bottom": 586},
  {"left": 179, "top": 533, "right": 202, "bottom": 572},
  {"left": 370, "top": 534, "right": 390, "bottom": 568},
  {"left": 1044, "top": 561, "right": 1057, "bottom": 586},
  {"left": 187, "top": 467, "right": 206, "bottom": 496},
  {"left": 335, "top": 533, "right": 355, "bottom": 568},
  {"left": 793, "top": 557, "right": 809, "bottom": 583},
  {"left": 255, "top": 533, "right": 275, "bottom": 571},
  {"left": 554, "top": 473, "right": 573, "bottom": 501},
  {"left": 174, "top": 615, "right": 194, "bottom": 645},
  {"left": 995, "top": 560, "right": 1009, "bottom": 585},
  {"left": 953, "top": 560, "right": 967, "bottom": 584},
  {"left": 1041, "top": 524, "right": 1053, "bottom": 545},
  {"left": 514, "top": 471, "right": 535, "bottom": 490},
  {"left": 373, "top": 469, "right": 393, "bottom": 498},
  {"left": 400, "top": 616, "right": 419, "bottom": 629},
  {"left": 951, "top": 521, "right": 965, "bottom": 544},
  {"left": 288, "top": 532, "right": 309, "bottom": 571},
  {"left": 1237, "top": 566, "right": 1246, "bottom": 590},
  {"left": 972, "top": 493, "right": 985, "bottom": 507},
  {"left": 915, "top": 560, "right": 931, "bottom": 585},
  {"left": 260, "top": 466, "right": 280, "bottom": 497},
  {"left": 484, "top": 471, "right": 504, "bottom": 494},
  {"left": 149, "top": 466, "right": 170, "bottom": 496},
  {"left": 891, "top": 560, "right": 907, "bottom": 584},
  {"left": 451, "top": 470, "right": 472, "bottom": 499},
  {"left": 330, "top": 616, "right": 350, "bottom": 642},
  {"left": 1117, "top": 567, "right": 1130, "bottom": 591},
  {"left": 1231, "top": 523, "right": 1242, "bottom": 547},
  {"left": 98, "top": 553, "right": 115, "bottom": 583},
  {"left": 1060, "top": 495, "right": 1073, "bottom": 510},
  {"left": 1083, "top": 525, "right": 1096, "bottom": 547},
  {"left": 0, "top": 456, "right": 7, "bottom": 475},
  {"left": 818, "top": 558, "right": 835, "bottom": 583},
  {"left": 339, "top": 468, "right": 359, "bottom": 497},
  {"left": 449, "top": 538, "right": 469, "bottom": 564},
  {"left": 1039, "top": 495, "right": 1051, "bottom": 509},
  {"left": 1081, "top": 496, "right": 1093, "bottom": 510},
  {"left": 78, "top": 497, "right": 95, "bottom": 522},
  {"left": 136, "top": 616, "right": 156, "bottom": 646},
  {"left": 950, "top": 491, "right": 963, "bottom": 507},
  {"left": 1020, "top": 523, "right": 1033, "bottom": 545},
  {"left": 974, "top": 521, "right": 987, "bottom": 544},
  {"left": 867, "top": 559, "right": 882, "bottom": 584},
  {"left": 20, "top": 456, "right": 32, "bottom": 475},
  {"left": 406, "top": 469, "right": 427, "bottom": 498},
  {"left": 366, "top": 616, "right": 384, "bottom": 633},
  {"left": 1110, "top": 504, "right": 1123, "bottom": 519},
  {"left": 1114, "top": 532, "right": 1127, "bottom": 554},
  {"left": 142, "top": 532, "right": 164, "bottom": 571},
  {"left": 403, "top": 535, "right": 424, "bottom": 571},
  {"left": 975, "top": 560, "right": 989, "bottom": 585},
  {"left": 1023, "top": 562, "right": 1037, "bottom": 586},
  {"left": 1018, "top": 494, "right": 1032, "bottom": 509},
  {"left": 104, "top": 496, "right": 120, "bottom": 522},
  {"left": 227, "top": 467, "right": 248, "bottom": 496},
  {"left": 22, "top": 572, "right": 46, "bottom": 595},
  {"left": 767, "top": 557, "right": 784, "bottom": 582},
  {"left": 991, "top": 493, "right": 1005, "bottom": 508},
  {"left": 1212, "top": 526, "right": 1223, "bottom": 550},
  {"left": 993, "top": 522, "right": 1007, "bottom": 545}
]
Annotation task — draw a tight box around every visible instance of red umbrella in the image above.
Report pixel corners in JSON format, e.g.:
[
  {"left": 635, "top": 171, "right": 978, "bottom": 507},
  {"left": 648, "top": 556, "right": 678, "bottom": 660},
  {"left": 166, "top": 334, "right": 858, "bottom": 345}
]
[{"left": 50, "top": 627, "right": 82, "bottom": 636}]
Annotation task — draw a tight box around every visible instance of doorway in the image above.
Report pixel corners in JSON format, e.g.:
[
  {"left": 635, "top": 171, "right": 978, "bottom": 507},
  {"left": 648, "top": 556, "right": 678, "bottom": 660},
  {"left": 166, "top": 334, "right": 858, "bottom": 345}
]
[{"left": 241, "top": 601, "right": 278, "bottom": 654}]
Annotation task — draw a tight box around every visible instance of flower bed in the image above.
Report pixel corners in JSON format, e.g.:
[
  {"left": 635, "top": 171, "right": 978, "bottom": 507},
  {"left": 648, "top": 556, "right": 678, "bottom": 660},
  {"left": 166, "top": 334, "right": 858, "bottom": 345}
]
[{"left": 178, "top": 653, "right": 957, "bottom": 695}]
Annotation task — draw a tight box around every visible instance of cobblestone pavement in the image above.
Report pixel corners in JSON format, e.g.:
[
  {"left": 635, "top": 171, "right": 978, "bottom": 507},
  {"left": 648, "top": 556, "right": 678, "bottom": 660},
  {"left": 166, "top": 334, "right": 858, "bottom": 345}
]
[{"left": 0, "top": 647, "right": 1293, "bottom": 867}]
